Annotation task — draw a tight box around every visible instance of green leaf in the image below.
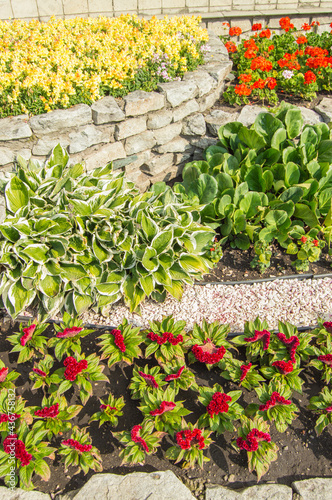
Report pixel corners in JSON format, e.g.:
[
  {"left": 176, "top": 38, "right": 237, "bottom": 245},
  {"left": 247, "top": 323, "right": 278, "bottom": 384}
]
[
  {"left": 294, "top": 204, "right": 319, "bottom": 227},
  {"left": 285, "top": 162, "right": 300, "bottom": 187},
  {"left": 238, "top": 127, "right": 266, "bottom": 150},
  {"left": 141, "top": 214, "right": 158, "bottom": 241},
  {"left": 151, "top": 230, "right": 173, "bottom": 254},
  {"left": 21, "top": 244, "right": 49, "bottom": 263},
  {"left": 140, "top": 275, "right": 154, "bottom": 296},
  {"left": 142, "top": 247, "right": 159, "bottom": 272},
  {"left": 179, "top": 254, "right": 208, "bottom": 273},
  {"left": 96, "top": 283, "right": 120, "bottom": 296},
  {"left": 5, "top": 176, "right": 30, "bottom": 213},
  {"left": 8, "top": 280, "right": 35, "bottom": 317},
  {"left": 318, "top": 140, "right": 332, "bottom": 163},
  {"left": 74, "top": 293, "right": 93, "bottom": 315},
  {"left": 285, "top": 109, "right": 303, "bottom": 139},
  {"left": 38, "top": 275, "right": 61, "bottom": 297},
  {"left": 239, "top": 192, "right": 263, "bottom": 219},
  {"left": 254, "top": 113, "right": 284, "bottom": 142},
  {"left": 265, "top": 210, "right": 288, "bottom": 227},
  {"left": 59, "top": 263, "right": 87, "bottom": 280},
  {"left": 188, "top": 174, "right": 218, "bottom": 204}
]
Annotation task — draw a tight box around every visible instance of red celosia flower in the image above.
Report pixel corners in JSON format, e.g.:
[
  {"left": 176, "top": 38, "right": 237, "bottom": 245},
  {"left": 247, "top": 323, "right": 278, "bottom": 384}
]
[
  {"left": 276, "top": 333, "right": 300, "bottom": 363},
  {"left": 240, "top": 362, "right": 252, "bottom": 381},
  {"left": 63, "top": 357, "right": 88, "bottom": 381},
  {"left": 302, "top": 23, "right": 311, "bottom": 31},
  {"left": 165, "top": 366, "right": 185, "bottom": 382},
  {"left": 239, "top": 73, "right": 252, "bottom": 83},
  {"left": 32, "top": 368, "right": 47, "bottom": 377},
  {"left": 206, "top": 392, "right": 231, "bottom": 417},
  {"left": 149, "top": 401, "right": 176, "bottom": 416},
  {"left": 251, "top": 56, "right": 272, "bottom": 71},
  {"left": 225, "top": 41, "right": 237, "bottom": 53},
  {"left": 0, "top": 367, "right": 9, "bottom": 382},
  {"left": 0, "top": 413, "right": 20, "bottom": 423},
  {"left": 20, "top": 324, "right": 36, "bottom": 346},
  {"left": 192, "top": 340, "right": 226, "bottom": 364},
  {"left": 252, "top": 78, "right": 266, "bottom": 89},
  {"left": 259, "top": 29, "right": 271, "bottom": 38},
  {"left": 266, "top": 77, "right": 277, "bottom": 89},
  {"left": 147, "top": 331, "right": 183, "bottom": 346},
  {"left": 252, "top": 23, "right": 262, "bottom": 31},
  {"left": 297, "top": 36, "right": 308, "bottom": 45},
  {"left": 56, "top": 326, "right": 83, "bottom": 338},
  {"left": 272, "top": 360, "right": 294, "bottom": 374},
  {"left": 100, "top": 404, "right": 117, "bottom": 411},
  {"left": 313, "top": 239, "right": 319, "bottom": 246},
  {"left": 229, "top": 26, "right": 242, "bottom": 36},
  {"left": 138, "top": 371, "right": 159, "bottom": 388},
  {"left": 323, "top": 322, "right": 332, "bottom": 333},
  {"left": 3, "top": 435, "right": 32, "bottom": 466},
  {"left": 131, "top": 425, "right": 149, "bottom": 452},
  {"left": 237, "top": 428, "right": 271, "bottom": 451},
  {"left": 244, "top": 330, "right": 271, "bottom": 350},
  {"left": 279, "top": 17, "right": 294, "bottom": 32},
  {"left": 110, "top": 329, "right": 126, "bottom": 352},
  {"left": 318, "top": 354, "right": 332, "bottom": 366},
  {"left": 234, "top": 83, "right": 251, "bottom": 96},
  {"left": 259, "top": 391, "right": 291, "bottom": 411},
  {"left": 176, "top": 428, "right": 205, "bottom": 450},
  {"left": 34, "top": 403, "right": 59, "bottom": 418},
  {"left": 324, "top": 405, "right": 332, "bottom": 412},
  {"left": 62, "top": 439, "right": 92, "bottom": 452}
]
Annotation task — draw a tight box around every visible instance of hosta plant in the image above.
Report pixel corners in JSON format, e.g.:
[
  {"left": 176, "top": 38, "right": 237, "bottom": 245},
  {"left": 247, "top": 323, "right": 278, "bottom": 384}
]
[
  {"left": 58, "top": 426, "right": 102, "bottom": 475},
  {"left": 0, "top": 427, "right": 56, "bottom": 489},
  {"left": 31, "top": 395, "right": 82, "bottom": 439},
  {"left": 89, "top": 393, "right": 125, "bottom": 428},
  {"left": 128, "top": 365, "right": 166, "bottom": 400},
  {"left": 232, "top": 317, "right": 272, "bottom": 361},
  {"left": 0, "top": 146, "right": 216, "bottom": 318},
  {"left": 0, "top": 360, "right": 19, "bottom": 390},
  {"left": 29, "top": 355, "right": 61, "bottom": 394},
  {"left": 144, "top": 316, "right": 188, "bottom": 366},
  {"left": 246, "top": 381, "right": 298, "bottom": 432},
  {"left": 113, "top": 420, "right": 165, "bottom": 466},
  {"left": 188, "top": 319, "right": 232, "bottom": 369},
  {"left": 48, "top": 311, "right": 95, "bottom": 361},
  {"left": 197, "top": 384, "right": 243, "bottom": 434},
  {"left": 221, "top": 359, "right": 265, "bottom": 390},
  {"left": 7, "top": 321, "right": 48, "bottom": 363},
  {"left": 308, "top": 386, "right": 332, "bottom": 435},
  {"left": 98, "top": 319, "right": 142, "bottom": 368},
  {"left": 139, "top": 387, "right": 191, "bottom": 436},
  {"left": 234, "top": 416, "right": 278, "bottom": 481},
  {"left": 55, "top": 353, "right": 108, "bottom": 405},
  {"left": 163, "top": 362, "right": 198, "bottom": 394},
  {"left": 309, "top": 347, "right": 332, "bottom": 384},
  {"left": 166, "top": 422, "right": 213, "bottom": 469}
]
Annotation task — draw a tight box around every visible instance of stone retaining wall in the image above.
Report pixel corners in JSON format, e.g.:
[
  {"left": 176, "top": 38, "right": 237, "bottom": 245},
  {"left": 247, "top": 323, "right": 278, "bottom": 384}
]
[{"left": 0, "top": 32, "right": 231, "bottom": 191}]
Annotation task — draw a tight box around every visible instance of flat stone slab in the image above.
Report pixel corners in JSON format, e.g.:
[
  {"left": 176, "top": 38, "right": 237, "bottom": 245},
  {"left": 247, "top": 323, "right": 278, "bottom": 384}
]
[
  {"left": 298, "top": 107, "right": 323, "bottom": 127},
  {"left": 124, "top": 90, "right": 165, "bottom": 117},
  {"left": 30, "top": 104, "right": 92, "bottom": 134},
  {"left": 237, "top": 105, "right": 266, "bottom": 127},
  {"left": 292, "top": 478, "right": 332, "bottom": 500},
  {"left": 0, "top": 115, "right": 32, "bottom": 141},
  {"left": 206, "top": 483, "right": 293, "bottom": 500},
  {"left": 71, "top": 471, "right": 195, "bottom": 500},
  {"left": 314, "top": 97, "right": 332, "bottom": 123},
  {"left": 91, "top": 96, "right": 125, "bottom": 125},
  {"left": 205, "top": 109, "right": 240, "bottom": 136},
  {"left": 158, "top": 80, "right": 198, "bottom": 108},
  {"left": 0, "top": 487, "right": 51, "bottom": 499}
]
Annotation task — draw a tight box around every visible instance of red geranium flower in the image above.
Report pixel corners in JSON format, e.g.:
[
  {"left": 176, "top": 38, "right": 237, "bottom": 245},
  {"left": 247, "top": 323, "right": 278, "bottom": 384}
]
[
  {"left": 252, "top": 78, "right": 266, "bottom": 89},
  {"left": 235, "top": 83, "right": 251, "bottom": 96},
  {"left": 302, "top": 23, "right": 311, "bottom": 31},
  {"left": 259, "top": 29, "right": 271, "bottom": 39},
  {"left": 297, "top": 36, "right": 308, "bottom": 45},
  {"left": 251, "top": 56, "right": 272, "bottom": 71},
  {"left": 304, "top": 71, "right": 316, "bottom": 84},
  {"left": 266, "top": 77, "right": 277, "bottom": 89},
  {"left": 279, "top": 17, "right": 294, "bottom": 32},
  {"left": 239, "top": 73, "right": 252, "bottom": 83},
  {"left": 225, "top": 41, "right": 237, "bottom": 53},
  {"left": 252, "top": 23, "right": 262, "bottom": 31},
  {"left": 229, "top": 26, "right": 242, "bottom": 36}
]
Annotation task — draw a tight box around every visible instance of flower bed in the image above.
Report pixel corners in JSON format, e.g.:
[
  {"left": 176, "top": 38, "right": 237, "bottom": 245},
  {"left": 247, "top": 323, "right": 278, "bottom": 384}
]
[
  {"left": 220, "top": 17, "right": 332, "bottom": 105},
  {"left": 0, "top": 15, "right": 208, "bottom": 118},
  {"left": 1, "top": 315, "right": 332, "bottom": 493}
]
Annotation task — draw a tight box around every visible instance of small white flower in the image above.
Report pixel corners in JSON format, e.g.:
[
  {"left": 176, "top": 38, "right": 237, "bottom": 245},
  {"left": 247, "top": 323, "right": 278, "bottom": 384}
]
[{"left": 282, "top": 70, "right": 294, "bottom": 79}]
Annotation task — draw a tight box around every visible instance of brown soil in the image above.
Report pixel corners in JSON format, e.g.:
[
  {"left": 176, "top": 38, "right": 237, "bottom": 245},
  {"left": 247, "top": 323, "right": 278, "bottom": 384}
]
[{"left": 1, "top": 320, "right": 332, "bottom": 498}]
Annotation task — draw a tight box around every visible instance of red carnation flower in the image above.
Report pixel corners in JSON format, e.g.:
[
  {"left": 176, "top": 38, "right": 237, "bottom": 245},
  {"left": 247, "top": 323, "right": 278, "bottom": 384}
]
[
  {"left": 0, "top": 367, "right": 9, "bottom": 382},
  {"left": 34, "top": 403, "right": 59, "bottom": 418},
  {"left": 206, "top": 392, "right": 231, "bottom": 417},
  {"left": 240, "top": 362, "right": 252, "bottom": 381},
  {"left": 110, "top": 329, "right": 126, "bottom": 352},
  {"left": 165, "top": 366, "right": 185, "bottom": 382},
  {"left": 138, "top": 371, "right": 159, "bottom": 388},
  {"left": 244, "top": 330, "right": 270, "bottom": 350},
  {"left": 56, "top": 326, "right": 83, "bottom": 338},
  {"left": 131, "top": 425, "right": 149, "bottom": 452},
  {"left": 150, "top": 401, "right": 176, "bottom": 416},
  {"left": 272, "top": 360, "right": 294, "bottom": 374},
  {"left": 20, "top": 324, "right": 36, "bottom": 346},
  {"left": 176, "top": 428, "right": 205, "bottom": 450},
  {"left": 62, "top": 438, "right": 92, "bottom": 452},
  {"left": 192, "top": 339, "right": 226, "bottom": 364},
  {"left": 323, "top": 322, "right": 332, "bottom": 333}
]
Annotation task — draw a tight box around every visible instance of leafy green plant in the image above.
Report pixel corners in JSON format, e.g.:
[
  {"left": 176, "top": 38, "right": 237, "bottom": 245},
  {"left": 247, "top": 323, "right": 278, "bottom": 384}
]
[
  {"left": 287, "top": 232, "right": 325, "bottom": 271},
  {"left": 7, "top": 321, "right": 48, "bottom": 363},
  {"left": 163, "top": 362, "right": 198, "bottom": 394},
  {"left": 0, "top": 360, "right": 19, "bottom": 390},
  {"left": 58, "top": 426, "right": 102, "bottom": 475},
  {"left": 188, "top": 319, "right": 232, "bottom": 369},
  {"left": 166, "top": 422, "right": 213, "bottom": 469},
  {"left": 250, "top": 240, "right": 272, "bottom": 273},
  {"left": 221, "top": 359, "right": 265, "bottom": 390},
  {"left": 0, "top": 146, "right": 217, "bottom": 318},
  {"left": 29, "top": 355, "right": 61, "bottom": 394},
  {"left": 31, "top": 395, "right": 82, "bottom": 439},
  {"left": 312, "top": 319, "right": 332, "bottom": 350},
  {"left": 231, "top": 317, "right": 272, "bottom": 361},
  {"left": 89, "top": 393, "right": 125, "bottom": 427},
  {"left": 144, "top": 315, "right": 188, "bottom": 366},
  {"left": 98, "top": 319, "right": 142, "bottom": 368},
  {"left": 308, "top": 386, "right": 332, "bottom": 434},
  {"left": 309, "top": 347, "right": 332, "bottom": 384},
  {"left": 128, "top": 365, "right": 166, "bottom": 400},
  {"left": 270, "top": 321, "right": 316, "bottom": 364},
  {"left": 197, "top": 384, "right": 243, "bottom": 434},
  {"left": 0, "top": 392, "right": 32, "bottom": 439}
]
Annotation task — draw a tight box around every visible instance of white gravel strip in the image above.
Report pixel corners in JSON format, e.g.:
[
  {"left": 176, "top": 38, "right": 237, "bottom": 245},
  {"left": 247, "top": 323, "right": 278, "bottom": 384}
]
[{"left": 80, "top": 277, "right": 332, "bottom": 332}]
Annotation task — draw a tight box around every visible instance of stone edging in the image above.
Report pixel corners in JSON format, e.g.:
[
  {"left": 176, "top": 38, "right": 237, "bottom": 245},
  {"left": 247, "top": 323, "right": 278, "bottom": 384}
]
[
  {"left": 0, "top": 31, "right": 231, "bottom": 192},
  {"left": 1, "top": 472, "right": 331, "bottom": 499}
]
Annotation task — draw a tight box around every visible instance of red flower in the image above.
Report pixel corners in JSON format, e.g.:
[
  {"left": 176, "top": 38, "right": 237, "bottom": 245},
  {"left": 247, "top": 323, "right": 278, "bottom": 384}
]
[
  {"left": 252, "top": 23, "right": 262, "bottom": 31},
  {"left": 0, "top": 413, "right": 20, "bottom": 423},
  {"left": 229, "top": 26, "right": 242, "bottom": 36},
  {"left": 225, "top": 41, "right": 237, "bottom": 53},
  {"left": 62, "top": 438, "right": 92, "bottom": 452},
  {"left": 34, "top": 403, "right": 59, "bottom": 418},
  {"left": 63, "top": 357, "right": 88, "bottom": 381},
  {"left": 206, "top": 392, "right": 231, "bottom": 417},
  {"left": 131, "top": 425, "right": 149, "bottom": 452},
  {"left": 147, "top": 331, "right": 183, "bottom": 346},
  {"left": 56, "top": 326, "right": 83, "bottom": 338},
  {"left": 237, "top": 428, "right": 271, "bottom": 451},
  {"left": 311, "top": 21, "right": 320, "bottom": 26},
  {"left": 239, "top": 73, "right": 252, "bottom": 83},
  {"left": 251, "top": 56, "right": 272, "bottom": 72},
  {"left": 176, "top": 428, "right": 205, "bottom": 450},
  {"left": 297, "top": 36, "right": 308, "bottom": 45},
  {"left": 259, "top": 391, "right": 291, "bottom": 411},
  {"left": 318, "top": 354, "right": 332, "bottom": 366},
  {"left": 244, "top": 49, "right": 257, "bottom": 59},
  {"left": 304, "top": 71, "right": 316, "bottom": 84},
  {"left": 276, "top": 333, "right": 299, "bottom": 363},
  {"left": 305, "top": 46, "right": 328, "bottom": 57},
  {"left": 301, "top": 236, "right": 307, "bottom": 243},
  {"left": 138, "top": 371, "right": 159, "bottom": 388},
  {"left": 0, "top": 367, "right": 9, "bottom": 382},
  {"left": 268, "top": 45, "right": 274, "bottom": 51},
  {"left": 279, "top": 17, "right": 294, "bottom": 32},
  {"left": 32, "top": 368, "right": 47, "bottom": 377},
  {"left": 272, "top": 360, "right": 294, "bottom": 374},
  {"left": 266, "top": 77, "right": 277, "bottom": 89},
  {"left": 259, "top": 29, "right": 271, "bottom": 39},
  {"left": 234, "top": 83, "right": 251, "bottom": 96},
  {"left": 302, "top": 23, "right": 311, "bottom": 31},
  {"left": 240, "top": 362, "right": 252, "bottom": 381},
  {"left": 110, "top": 329, "right": 126, "bottom": 352},
  {"left": 323, "top": 322, "right": 332, "bottom": 333},
  {"left": 150, "top": 401, "right": 176, "bottom": 416},
  {"left": 252, "top": 78, "right": 266, "bottom": 89},
  {"left": 165, "top": 366, "right": 185, "bottom": 382},
  {"left": 20, "top": 324, "right": 36, "bottom": 346},
  {"left": 324, "top": 405, "right": 332, "bottom": 412},
  {"left": 313, "top": 239, "right": 319, "bottom": 246},
  {"left": 192, "top": 340, "right": 226, "bottom": 364},
  {"left": 100, "top": 404, "right": 117, "bottom": 411},
  {"left": 244, "top": 330, "right": 271, "bottom": 350},
  {"left": 3, "top": 435, "right": 32, "bottom": 466}
]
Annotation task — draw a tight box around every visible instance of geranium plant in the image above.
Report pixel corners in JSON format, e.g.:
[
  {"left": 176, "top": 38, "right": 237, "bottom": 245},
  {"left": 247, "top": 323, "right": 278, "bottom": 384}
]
[
  {"left": 166, "top": 422, "right": 213, "bottom": 469},
  {"left": 113, "top": 420, "right": 165, "bottom": 466},
  {"left": 308, "top": 386, "right": 332, "bottom": 434},
  {"left": 48, "top": 312, "right": 95, "bottom": 361},
  {"left": 128, "top": 365, "right": 166, "bottom": 400},
  {"left": 188, "top": 319, "right": 232, "bottom": 369},
  {"left": 139, "top": 387, "right": 191, "bottom": 436},
  {"left": 197, "top": 384, "right": 243, "bottom": 434},
  {"left": 89, "top": 393, "right": 125, "bottom": 428},
  {"left": 58, "top": 426, "right": 102, "bottom": 475},
  {"left": 233, "top": 416, "right": 278, "bottom": 481},
  {"left": 144, "top": 316, "right": 188, "bottom": 366},
  {"left": 98, "top": 319, "right": 142, "bottom": 368},
  {"left": 31, "top": 395, "right": 82, "bottom": 439},
  {"left": 7, "top": 321, "right": 48, "bottom": 363}
]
